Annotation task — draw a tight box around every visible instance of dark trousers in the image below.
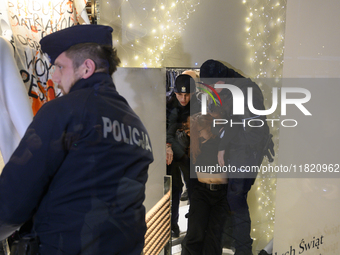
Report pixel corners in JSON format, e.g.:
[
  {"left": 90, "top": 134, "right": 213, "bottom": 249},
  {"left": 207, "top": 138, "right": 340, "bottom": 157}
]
[
  {"left": 226, "top": 178, "right": 254, "bottom": 255},
  {"left": 226, "top": 148, "right": 263, "bottom": 255},
  {"left": 167, "top": 157, "right": 191, "bottom": 226},
  {"left": 181, "top": 183, "right": 229, "bottom": 255}
]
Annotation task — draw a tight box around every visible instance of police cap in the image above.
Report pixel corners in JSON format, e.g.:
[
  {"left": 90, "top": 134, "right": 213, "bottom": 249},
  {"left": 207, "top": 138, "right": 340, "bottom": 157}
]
[
  {"left": 40, "top": 24, "right": 113, "bottom": 64},
  {"left": 174, "top": 74, "right": 196, "bottom": 93}
]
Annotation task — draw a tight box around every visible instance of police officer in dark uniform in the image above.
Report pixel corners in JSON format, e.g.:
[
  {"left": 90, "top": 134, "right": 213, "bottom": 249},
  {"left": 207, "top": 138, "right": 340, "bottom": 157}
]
[
  {"left": 166, "top": 74, "right": 200, "bottom": 237},
  {"left": 0, "top": 25, "right": 153, "bottom": 255},
  {"left": 200, "top": 59, "right": 274, "bottom": 255}
]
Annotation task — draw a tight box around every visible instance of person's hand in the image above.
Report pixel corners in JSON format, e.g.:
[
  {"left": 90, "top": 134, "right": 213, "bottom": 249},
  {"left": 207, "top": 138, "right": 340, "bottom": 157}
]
[
  {"left": 215, "top": 80, "right": 225, "bottom": 93},
  {"left": 166, "top": 146, "right": 173, "bottom": 165},
  {"left": 218, "top": 150, "right": 225, "bottom": 167}
]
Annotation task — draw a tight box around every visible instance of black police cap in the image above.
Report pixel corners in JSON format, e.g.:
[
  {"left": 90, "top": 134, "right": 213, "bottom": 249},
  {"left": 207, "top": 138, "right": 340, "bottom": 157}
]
[
  {"left": 174, "top": 74, "right": 196, "bottom": 93},
  {"left": 40, "top": 24, "right": 113, "bottom": 64}
]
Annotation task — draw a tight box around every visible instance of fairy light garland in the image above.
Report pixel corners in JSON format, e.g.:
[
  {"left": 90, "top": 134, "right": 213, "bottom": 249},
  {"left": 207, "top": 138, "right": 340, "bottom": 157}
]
[
  {"left": 244, "top": 0, "right": 287, "bottom": 78},
  {"left": 243, "top": 0, "right": 287, "bottom": 249},
  {"left": 98, "top": 0, "right": 200, "bottom": 67}
]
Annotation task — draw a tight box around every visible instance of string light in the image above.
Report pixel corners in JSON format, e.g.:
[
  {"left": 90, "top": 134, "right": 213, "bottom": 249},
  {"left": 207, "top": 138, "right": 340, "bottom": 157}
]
[
  {"left": 98, "top": 0, "right": 200, "bottom": 67},
  {"left": 245, "top": 0, "right": 286, "bottom": 78},
  {"left": 245, "top": 0, "right": 287, "bottom": 249}
]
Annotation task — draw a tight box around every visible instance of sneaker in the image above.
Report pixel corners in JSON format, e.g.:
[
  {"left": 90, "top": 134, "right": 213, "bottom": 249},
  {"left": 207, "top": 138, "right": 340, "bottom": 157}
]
[
  {"left": 180, "top": 189, "right": 188, "bottom": 201},
  {"left": 234, "top": 249, "right": 253, "bottom": 255}
]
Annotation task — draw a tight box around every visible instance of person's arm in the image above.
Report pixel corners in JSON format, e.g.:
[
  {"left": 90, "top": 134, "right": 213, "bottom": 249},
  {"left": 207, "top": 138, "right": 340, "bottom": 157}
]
[
  {"left": 166, "top": 144, "right": 173, "bottom": 165},
  {"left": 166, "top": 108, "right": 186, "bottom": 160},
  {"left": 0, "top": 103, "right": 69, "bottom": 240}
]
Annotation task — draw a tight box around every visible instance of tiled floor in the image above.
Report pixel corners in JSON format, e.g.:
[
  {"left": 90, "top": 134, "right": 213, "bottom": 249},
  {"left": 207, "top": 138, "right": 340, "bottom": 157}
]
[{"left": 171, "top": 203, "right": 189, "bottom": 254}]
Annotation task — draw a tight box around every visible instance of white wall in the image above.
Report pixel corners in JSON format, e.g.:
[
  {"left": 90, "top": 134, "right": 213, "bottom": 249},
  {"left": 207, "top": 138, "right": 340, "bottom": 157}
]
[
  {"left": 162, "top": 0, "right": 250, "bottom": 75},
  {"left": 273, "top": 0, "right": 340, "bottom": 254},
  {"left": 282, "top": 0, "right": 340, "bottom": 78},
  {"left": 98, "top": 0, "right": 252, "bottom": 76},
  {"left": 112, "top": 68, "right": 166, "bottom": 212}
]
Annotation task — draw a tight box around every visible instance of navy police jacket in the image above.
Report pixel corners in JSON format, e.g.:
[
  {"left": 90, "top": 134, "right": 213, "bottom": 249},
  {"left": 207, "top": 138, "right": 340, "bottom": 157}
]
[{"left": 0, "top": 73, "right": 154, "bottom": 254}]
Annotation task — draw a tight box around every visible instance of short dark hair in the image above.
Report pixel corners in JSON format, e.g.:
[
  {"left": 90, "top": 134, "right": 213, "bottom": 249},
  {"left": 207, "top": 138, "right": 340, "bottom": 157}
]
[{"left": 65, "top": 43, "right": 121, "bottom": 75}]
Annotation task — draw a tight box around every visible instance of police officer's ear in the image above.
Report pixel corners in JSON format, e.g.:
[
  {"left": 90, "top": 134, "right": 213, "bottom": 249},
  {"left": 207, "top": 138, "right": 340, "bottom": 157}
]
[{"left": 81, "top": 59, "right": 96, "bottom": 79}]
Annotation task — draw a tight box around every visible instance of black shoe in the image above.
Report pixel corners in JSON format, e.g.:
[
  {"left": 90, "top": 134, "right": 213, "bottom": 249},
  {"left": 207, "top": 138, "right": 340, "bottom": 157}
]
[
  {"left": 171, "top": 224, "right": 180, "bottom": 238},
  {"left": 234, "top": 249, "right": 253, "bottom": 255},
  {"left": 180, "top": 189, "right": 188, "bottom": 201},
  {"left": 258, "top": 250, "right": 271, "bottom": 255}
]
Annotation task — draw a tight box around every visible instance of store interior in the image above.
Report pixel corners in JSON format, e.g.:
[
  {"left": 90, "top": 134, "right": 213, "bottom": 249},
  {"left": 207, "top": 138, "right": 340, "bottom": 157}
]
[{"left": 1, "top": 0, "right": 340, "bottom": 254}]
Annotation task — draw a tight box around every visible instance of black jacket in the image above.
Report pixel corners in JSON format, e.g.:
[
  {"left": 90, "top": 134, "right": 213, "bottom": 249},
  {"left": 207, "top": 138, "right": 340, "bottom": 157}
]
[
  {"left": 166, "top": 93, "right": 200, "bottom": 160},
  {"left": 215, "top": 77, "right": 271, "bottom": 170}
]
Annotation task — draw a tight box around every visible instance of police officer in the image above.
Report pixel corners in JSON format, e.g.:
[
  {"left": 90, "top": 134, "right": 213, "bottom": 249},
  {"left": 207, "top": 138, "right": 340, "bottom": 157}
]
[
  {"left": 166, "top": 74, "right": 200, "bottom": 237},
  {"left": 0, "top": 25, "right": 153, "bottom": 255},
  {"left": 200, "top": 59, "right": 274, "bottom": 255}
]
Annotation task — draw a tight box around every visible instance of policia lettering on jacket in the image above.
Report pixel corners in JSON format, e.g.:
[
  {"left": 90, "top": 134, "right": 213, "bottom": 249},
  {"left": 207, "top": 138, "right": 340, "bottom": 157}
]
[{"left": 102, "top": 117, "right": 152, "bottom": 151}]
